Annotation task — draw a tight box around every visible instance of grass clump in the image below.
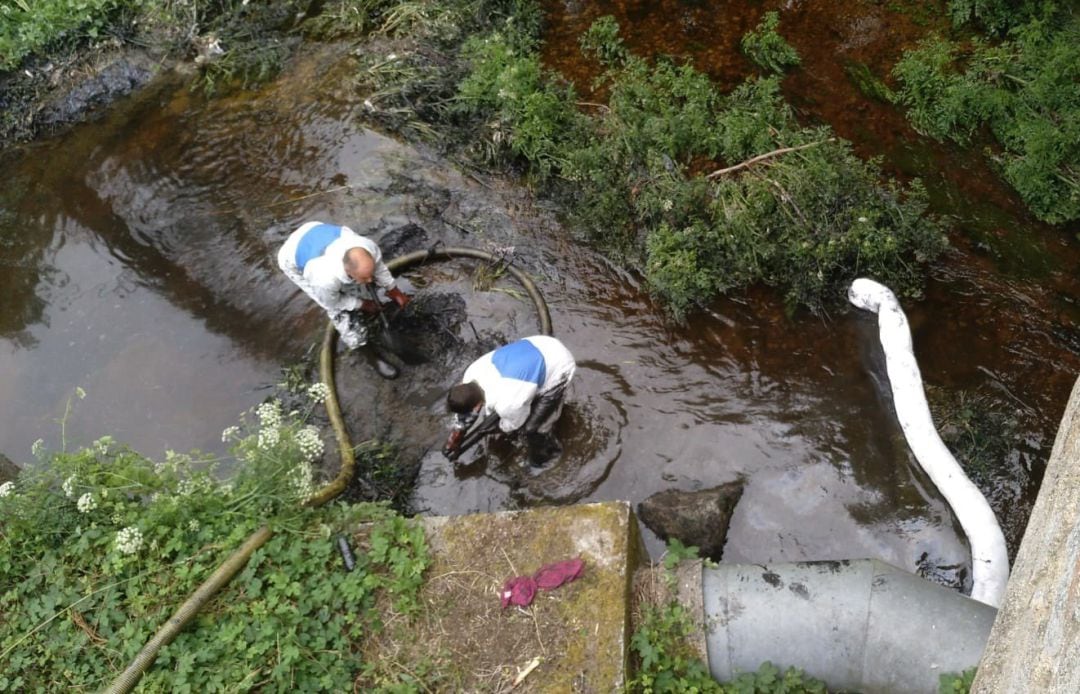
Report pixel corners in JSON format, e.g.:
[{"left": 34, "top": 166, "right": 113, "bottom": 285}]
[
  {"left": 0, "top": 0, "right": 138, "bottom": 72},
  {"left": 0, "top": 387, "right": 429, "bottom": 691},
  {"left": 740, "top": 11, "right": 801, "bottom": 74},
  {"left": 893, "top": 8, "right": 1080, "bottom": 223}
]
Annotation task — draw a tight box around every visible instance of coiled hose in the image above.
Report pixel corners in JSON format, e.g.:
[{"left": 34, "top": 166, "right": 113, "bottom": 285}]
[{"left": 105, "top": 247, "right": 551, "bottom": 692}]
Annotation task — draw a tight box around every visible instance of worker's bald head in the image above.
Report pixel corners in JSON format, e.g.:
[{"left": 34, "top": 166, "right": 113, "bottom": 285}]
[{"left": 343, "top": 247, "right": 375, "bottom": 284}]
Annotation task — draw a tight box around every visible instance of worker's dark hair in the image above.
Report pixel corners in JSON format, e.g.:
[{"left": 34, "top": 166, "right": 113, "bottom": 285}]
[{"left": 447, "top": 382, "right": 484, "bottom": 414}]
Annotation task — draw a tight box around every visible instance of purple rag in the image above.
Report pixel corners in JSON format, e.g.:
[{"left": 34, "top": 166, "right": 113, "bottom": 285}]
[
  {"left": 500, "top": 557, "right": 585, "bottom": 608},
  {"left": 500, "top": 576, "right": 537, "bottom": 608}
]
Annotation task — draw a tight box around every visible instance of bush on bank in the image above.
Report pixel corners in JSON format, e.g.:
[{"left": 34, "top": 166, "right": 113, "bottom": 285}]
[
  {"left": 893, "top": 3, "right": 1080, "bottom": 224},
  {"left": 358, "top": 6, "right": 947, "bottom": 317},
  {"left": 450, "top": 15, "right": 947, "bottom": 317},
  {"left": 0, "top": 388, "right": 429, "bottom": 691}
]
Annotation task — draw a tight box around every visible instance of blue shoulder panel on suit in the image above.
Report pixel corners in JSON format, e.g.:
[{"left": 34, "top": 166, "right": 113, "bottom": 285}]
[
  {"left": 295, "top": 224, "right": 342, "bottom": 271},
  {"left": 491, "top": 339, "right": 546, "bottom": 386}
]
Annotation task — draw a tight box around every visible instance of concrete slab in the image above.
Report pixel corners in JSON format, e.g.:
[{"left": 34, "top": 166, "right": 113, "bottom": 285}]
[
  {"left": 369, "top": 500, "right": 642, "bottom": 692},
  {"left": 974, "top": 376, "right": 1080, "bottom": 693}
]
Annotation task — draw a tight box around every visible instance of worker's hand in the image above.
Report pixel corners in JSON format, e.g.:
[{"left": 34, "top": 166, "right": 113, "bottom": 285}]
[
  {"left": 387, "top": 286, "right": 411, "bottom": 309},
  {"left": 359, "top": 299, "right": 380, "bottom": 315},
  {"left": 442, "top": 429, "right": 464, "bottom": 461}
]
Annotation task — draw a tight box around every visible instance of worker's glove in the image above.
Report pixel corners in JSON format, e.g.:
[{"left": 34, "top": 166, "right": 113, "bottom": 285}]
[
  {"left": 387, "top": 286, "right": 411, "bottom": 309},
  {"left": 359, "top": 299, "right": 380, "bottom": 315},
  {"left": 442, "top": 429, "right": 464, "bottom": 461}
]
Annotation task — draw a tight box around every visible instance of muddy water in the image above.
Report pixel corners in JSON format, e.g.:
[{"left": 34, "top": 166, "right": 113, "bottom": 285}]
[{"left": 0, "top": 12, "right": 1076, "bottom": 588}]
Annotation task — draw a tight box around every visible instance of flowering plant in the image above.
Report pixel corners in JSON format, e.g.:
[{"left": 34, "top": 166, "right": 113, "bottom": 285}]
[{"left": 0, "top": 384, "right": 429, "bottom": 691}]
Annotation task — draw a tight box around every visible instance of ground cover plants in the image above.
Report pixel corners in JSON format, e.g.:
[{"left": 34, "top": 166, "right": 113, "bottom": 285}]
[
  {"left": 358, "top": 5, "right": 947, "bottom": 318},
  {"left": 893, "top": 2, "right": 1080, "bottom": 223},
  {"left": 0, "top": 386, "right": 430, "bottom": 691}
]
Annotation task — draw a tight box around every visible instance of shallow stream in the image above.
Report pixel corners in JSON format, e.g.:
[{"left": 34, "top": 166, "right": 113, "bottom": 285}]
[{"left": 1, "top": 6, "right": 1077, "bottom": 581}]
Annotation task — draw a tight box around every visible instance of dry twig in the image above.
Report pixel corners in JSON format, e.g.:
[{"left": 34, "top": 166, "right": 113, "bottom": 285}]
[{"left": 706, "top": 138, "right": 834, "bottom": 179}]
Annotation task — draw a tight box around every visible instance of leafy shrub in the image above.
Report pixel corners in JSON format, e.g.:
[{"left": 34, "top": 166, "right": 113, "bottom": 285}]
[
  {"left": 946, "top": 0, "right": 1056, "bottom": 35},
  {"left": 893, "top": 18, "right": 1080, "bottom": 223},
  {"left": 361, "top": 8, "right": 946, "bottom": 317},
  {"left": 939, "top": 666, "right": 977, "bottom": 693},
  {"left": 740, "top": 11, "right": 801, "bottom": 74},
  {"left": 0, "top": 388, "right": 429, "bottom": 691}
]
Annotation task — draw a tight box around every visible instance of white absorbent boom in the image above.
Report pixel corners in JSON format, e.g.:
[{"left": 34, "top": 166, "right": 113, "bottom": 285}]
[{"left": 848, "top": 278, "right": 1009, "bottom": 607}]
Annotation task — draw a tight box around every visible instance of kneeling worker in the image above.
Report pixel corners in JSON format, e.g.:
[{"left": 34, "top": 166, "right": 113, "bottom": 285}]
[
  {"left": 278, "top": 221, "right": 410, "bottom": 379},
  {"left": 443, "top": 335, "right": 576, "bottom": 465}
]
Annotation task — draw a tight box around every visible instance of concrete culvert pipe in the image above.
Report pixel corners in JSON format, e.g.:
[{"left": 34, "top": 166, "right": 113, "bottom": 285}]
[{"left": 702, "top": 560, "right": 997, "bottom": 694}]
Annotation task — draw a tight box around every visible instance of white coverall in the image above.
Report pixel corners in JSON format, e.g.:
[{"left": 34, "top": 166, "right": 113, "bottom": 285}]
[
  {"left": 277, "top": 222, "right": 396, "bottom": 349},
  {"left": 462, "top": 335, "right": 576, "bottom": 434}
]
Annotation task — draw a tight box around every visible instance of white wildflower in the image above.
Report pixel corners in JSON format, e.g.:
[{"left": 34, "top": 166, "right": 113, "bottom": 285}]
[
  {"left": 219, "top": 483, "right": 233, "bottom": 497},
  {"left": 77, "top": 492, "right": 97, "bottom": 513},
  {"left": 287, "top": 462, "right": 314, "bottom": 499},
  {"left": 307, "top": 382, "right": 330, "bottom": 404},
  {"left": 858, "top": 216, "right": 868, "bottom": 223},
  {"left": 0, "top": 481, "right": 14, "bottom": 498},
  {"left": 188, "top": 519, "right": 200, "bottom": 532},
  {"left": 94, "top": 436, "right": 114, "bottom": 455},
  {"left": 31, "top": 438, "right": 45, "bottom": 459},
  {"left": 258, "top": 426, "right": 280, "bottom": 450},
  {"left": 256, "top": 400, "right": 282, "bottom": 427},
  {"left": 177, "top": 479, "right": 195, "bottom": 496},
  {"left": 662, "top": 199, "right": 674, "bottom": 212},
  {"left": 112, "top": 513, "right": 122, "bottom": 524},
  {"left": 63, "top": 475, "right": 76, "bottom": 498},
  {"left": 296, "top": 426, "right": 324, "bottom": 463},
  {"left": 221, "top": 426, "right": 240, "bottom": 443},
  {"left": 115, "top": 526, "right": 143, "bottom": 555}
]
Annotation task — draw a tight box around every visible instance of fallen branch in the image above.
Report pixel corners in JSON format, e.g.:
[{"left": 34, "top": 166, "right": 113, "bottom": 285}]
[{"left": 706, "top": 138, "right": 834, "bottom": 179}]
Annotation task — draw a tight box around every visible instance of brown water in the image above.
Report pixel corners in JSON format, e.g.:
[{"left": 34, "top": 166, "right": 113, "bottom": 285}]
[{"left": 0, "top": 5, "right": 1077, "bottom": 582}]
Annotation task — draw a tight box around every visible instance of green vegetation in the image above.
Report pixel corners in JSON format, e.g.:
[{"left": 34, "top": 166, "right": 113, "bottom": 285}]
[
  {"left": 928, "top": 387, "right": 1022, "bottom": 486},
  {"left": 939, "top": 666, "right": 977, "bottom": 693},
  {"left": 0, "top": 388, "right": 429, "bottom": 691},
  {"left": 740, "top": 11, "right": 801, "bottom": 74},
  {"left": 893, "top": 6, "right": 1080, "bottom": 223},
  {"left": 457, "top": 16, "right": 945, "bottom": 316},
  {"left": 0, "top": 0, "right": 135, "bottom": 71},
  {"left": 946, "top": 0, "right": 1055, "bottom": 35}
]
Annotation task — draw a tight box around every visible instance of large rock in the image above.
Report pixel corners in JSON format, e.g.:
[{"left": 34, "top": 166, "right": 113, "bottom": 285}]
[
  {"left": 0, "top": 453, "right": 20, "bottom": 484},
  {"left": 637, "top": 482, "right": 744, "bottom": 561}
]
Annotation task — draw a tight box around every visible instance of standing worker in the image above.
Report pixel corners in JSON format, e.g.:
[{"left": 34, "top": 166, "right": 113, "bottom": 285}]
[
  {"left": 443, "top": 335, "right": 576, "bottom": 465},
  {"left": 278, "top": 221, "right": 410, "bottom": 379}
]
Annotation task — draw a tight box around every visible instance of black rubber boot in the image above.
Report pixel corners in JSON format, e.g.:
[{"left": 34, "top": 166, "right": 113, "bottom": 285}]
[
  {"left": 525, "top": 431, "right": 562, "bottom": 467},
  {"left": 361, "top": 344, "right": 400, "bottom": 380}
]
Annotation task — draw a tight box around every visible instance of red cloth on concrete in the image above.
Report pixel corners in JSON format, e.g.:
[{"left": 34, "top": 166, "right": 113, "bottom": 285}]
[
  {"left": 500, "top": 557, "right": 585, "bottom": 608},
  {"left": 500, "top": 576, "right": 537, "bottom": 608},
  {"left": 533, "top": 558, "right": 585, "bottom": 590}
]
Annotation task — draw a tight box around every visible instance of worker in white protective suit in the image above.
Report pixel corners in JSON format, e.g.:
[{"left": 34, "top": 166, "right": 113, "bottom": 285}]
[
  {"left": 442, "top": 335, "right": 576, "bottom": 466},
  {"left": 278, "top": 221, "right": 410, "bottom": 379}
]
